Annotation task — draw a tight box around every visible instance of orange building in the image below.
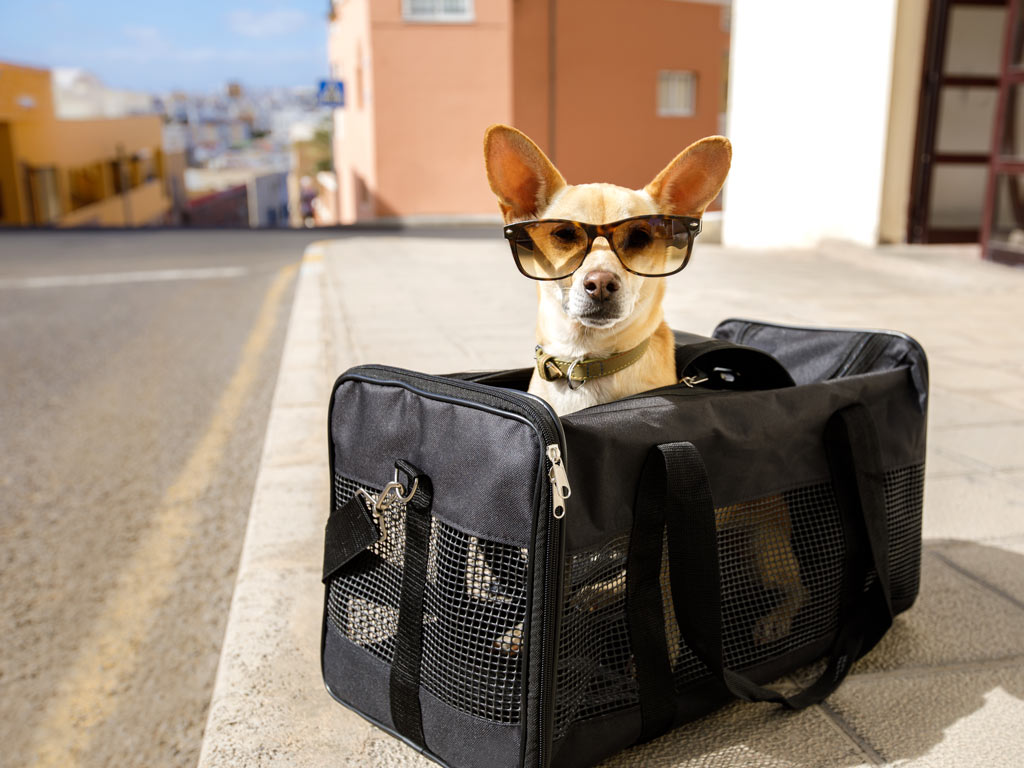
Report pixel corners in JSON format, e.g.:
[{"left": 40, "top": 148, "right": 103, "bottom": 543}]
[
  {"left": 0, "top": 61, "right": 172, "bottom": 227},
  {"left": 326, "top": 0, "right": 730, "bottom": 223}
]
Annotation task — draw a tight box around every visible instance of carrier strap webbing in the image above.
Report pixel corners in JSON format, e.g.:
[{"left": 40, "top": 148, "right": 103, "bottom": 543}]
[
  {"left": 389, "top": 460, "right": 434, "bottom": 748},
  {"left": 629, "top": 403, "right": 892, "bottom": 730},
  {"left": 625, "top": 449, "right": 678, "bottom": 741}
]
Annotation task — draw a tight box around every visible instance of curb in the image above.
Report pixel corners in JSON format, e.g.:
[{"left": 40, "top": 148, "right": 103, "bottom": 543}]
[{"left": 196, "top": 242, "right": 372, "bottom": 766}]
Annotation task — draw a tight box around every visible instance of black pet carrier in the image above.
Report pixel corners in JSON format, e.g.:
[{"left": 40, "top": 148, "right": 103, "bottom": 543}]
[{"left": 321, "top": 319, "right": 928, "bottom": 768}]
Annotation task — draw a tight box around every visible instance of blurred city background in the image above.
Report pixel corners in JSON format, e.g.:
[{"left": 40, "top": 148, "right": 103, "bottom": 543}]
[
  {"left": 3, "top": 2, "right": 1024, "bottom": 768},
  {"left": 0, "top": 0, "right": 1021, "bottom": 261}
]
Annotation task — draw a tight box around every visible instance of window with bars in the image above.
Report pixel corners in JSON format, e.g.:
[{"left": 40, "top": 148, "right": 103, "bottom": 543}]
[
  {"left": 658, "top": 71, "right": 697, "bottom": 117},
  {"left": 402, "top": 0, "right": 475, "bottom": 23}
]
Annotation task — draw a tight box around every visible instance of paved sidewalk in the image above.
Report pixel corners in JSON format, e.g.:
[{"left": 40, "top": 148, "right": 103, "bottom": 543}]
[{"left": 200, "top": 234, "right": 1024, "bottom": 767}]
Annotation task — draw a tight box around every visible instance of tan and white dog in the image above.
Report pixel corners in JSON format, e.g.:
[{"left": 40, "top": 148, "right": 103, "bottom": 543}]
[
  {"left": 484, "top": 123, "right": 731, "bottom": 417},
  {"left": 484, "top": 125, "right": 806, "bottom": 645}
]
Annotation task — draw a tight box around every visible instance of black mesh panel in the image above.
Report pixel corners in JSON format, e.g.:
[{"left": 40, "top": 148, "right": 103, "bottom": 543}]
[
  {"left": 326, "top": 474, "right": 529, "bottom": 724},
  {"left": 553, "top": 464, "right": 925, "bottom": 740}
]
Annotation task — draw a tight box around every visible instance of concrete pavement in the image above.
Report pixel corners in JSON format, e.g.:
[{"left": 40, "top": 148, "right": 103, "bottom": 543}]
[{"left": 199, "top": 232, "right": 1024, "bottom": 767}]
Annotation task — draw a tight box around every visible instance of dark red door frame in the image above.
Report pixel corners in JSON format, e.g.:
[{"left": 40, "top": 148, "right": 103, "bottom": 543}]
[
  {"left": 982, "top": 0, "right": 1024, "bottom": 264},
  {"left": 908, "top": 0, "right": 1007, "bottom": 245}
]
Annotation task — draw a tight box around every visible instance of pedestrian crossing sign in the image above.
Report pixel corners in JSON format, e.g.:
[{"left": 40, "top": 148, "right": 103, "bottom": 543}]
[{"left": 317, "top": 80, "right": 345, "bottom": 108}]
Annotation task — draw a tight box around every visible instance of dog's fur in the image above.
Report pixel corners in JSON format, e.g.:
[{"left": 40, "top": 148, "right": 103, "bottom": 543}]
[
  {"left": 484, "top": 125, "right": 806, "bottom": 645},
  {"left": 484, "top": 124, "right": 731, "bottom": 416}
]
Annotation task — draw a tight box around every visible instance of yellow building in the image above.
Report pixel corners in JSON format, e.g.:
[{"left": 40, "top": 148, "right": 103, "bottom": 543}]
[{"left": 0, "top": 61, "right": 171, "bottom": 227}]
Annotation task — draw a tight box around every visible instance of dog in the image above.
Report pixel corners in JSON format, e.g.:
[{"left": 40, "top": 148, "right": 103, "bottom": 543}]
[{"left": 484, "top": 125, "right": 806, "bottom": 647}]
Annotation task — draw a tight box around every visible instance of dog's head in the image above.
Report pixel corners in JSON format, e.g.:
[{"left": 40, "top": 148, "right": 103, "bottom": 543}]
[{"left": 484, "top": 125, "right": 731, "bottom": 347}]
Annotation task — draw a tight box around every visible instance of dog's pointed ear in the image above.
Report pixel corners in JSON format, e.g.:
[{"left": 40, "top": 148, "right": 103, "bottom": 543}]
[
  {"left": 484, "top": 125, "right": 566, "bottom": 222},
  {"left": 645, "top": 136, "right": 732, "bottom": 217}
]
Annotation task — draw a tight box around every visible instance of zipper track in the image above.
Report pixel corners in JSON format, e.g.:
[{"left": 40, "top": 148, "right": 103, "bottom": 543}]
[
  {"left": 723, "top": 317, "right": 927, "bottom": 365},
  {"left": 834, "top": 333, "right": 892, "bottom": 377},
  {"left": 337, "top": 365, "right": 566, "bottom": 768}
]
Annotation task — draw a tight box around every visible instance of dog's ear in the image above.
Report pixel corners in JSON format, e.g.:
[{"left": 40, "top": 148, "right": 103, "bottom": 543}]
[
  {"left": 484, "top": 125, "right": 566, "bottom": 222},
  {"left": 645, "top": 136, "right": 732, "bottom": 217}
]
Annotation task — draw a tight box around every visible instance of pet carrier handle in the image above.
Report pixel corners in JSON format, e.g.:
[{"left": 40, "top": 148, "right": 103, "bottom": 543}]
[
  {"left": 628, "top": 404, "right": 892, "bottom": 735},
  {"left": 674, "top": 404, "right": 891, "bottom": 709},
  {"left": 388, "top": 460, "right": 435, "bottom": 749}
]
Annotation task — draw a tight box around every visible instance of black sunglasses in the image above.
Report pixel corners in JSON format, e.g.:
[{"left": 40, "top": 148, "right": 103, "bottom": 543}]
[{"left": 503, "top": 214, "right": 701, "bottom": 280}]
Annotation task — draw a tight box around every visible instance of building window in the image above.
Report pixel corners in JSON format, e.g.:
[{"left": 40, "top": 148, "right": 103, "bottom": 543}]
[
  {"left": 657, "top": 71, "right": 697, "bottom": 117},
  {"left": 68, "top": 163, "right": 106, "bottom": 211},
  {"left": 26, "top": 166, "right": 61, "bottom": 224},
  {"left": 402, "top": 0, "right": 474, "bottom": 23}
]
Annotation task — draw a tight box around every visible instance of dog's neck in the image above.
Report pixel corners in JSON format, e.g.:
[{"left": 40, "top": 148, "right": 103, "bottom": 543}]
[{"left": 530, "top": 280, "right": 677, "bottom": 416}]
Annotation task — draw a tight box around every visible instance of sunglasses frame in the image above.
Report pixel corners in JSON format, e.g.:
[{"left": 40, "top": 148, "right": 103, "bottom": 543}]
[{"left": 503, "top": 214, "right": 702, "bottom": 281}]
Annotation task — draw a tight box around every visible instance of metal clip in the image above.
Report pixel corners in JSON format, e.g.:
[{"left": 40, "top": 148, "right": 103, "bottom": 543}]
[
  {"left": 565, "top": 358, "right": 586, "bottom": 391},
  {"left": 355, "top": 471, "right": 420, "bottom": 539}
]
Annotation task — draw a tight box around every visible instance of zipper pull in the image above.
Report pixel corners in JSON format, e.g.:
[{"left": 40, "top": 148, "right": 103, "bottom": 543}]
[{"left": 546, "top": 444, "right": 571, "bottom": 519}]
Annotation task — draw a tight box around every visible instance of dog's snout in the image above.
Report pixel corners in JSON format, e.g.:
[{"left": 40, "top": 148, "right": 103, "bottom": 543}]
[{"left": 583, "top": 270, "right": 621, "bottom": 302}]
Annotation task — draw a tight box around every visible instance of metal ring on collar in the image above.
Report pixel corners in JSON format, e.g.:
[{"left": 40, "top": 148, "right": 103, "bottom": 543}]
[{"left": 566, "top": 359, "right": 586, "bottom": 391}]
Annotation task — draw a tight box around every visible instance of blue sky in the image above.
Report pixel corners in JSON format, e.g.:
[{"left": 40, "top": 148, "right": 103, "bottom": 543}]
[{"left": 0, "top": 0, "right": 328, "bottom": 92}]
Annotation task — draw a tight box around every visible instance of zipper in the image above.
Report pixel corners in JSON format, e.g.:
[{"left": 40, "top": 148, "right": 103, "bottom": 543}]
[
  {"left": 339, "top": 365, "right": 569, "bottom": 768},
  {"left": 833, "top": 333, "right": 891, "bottom": 377},
  {"left": 718, "top": 317, "right": 927, "bottom": 366},
  {"left": 538, "top": 442, "right": 570, "bottom": 768}
]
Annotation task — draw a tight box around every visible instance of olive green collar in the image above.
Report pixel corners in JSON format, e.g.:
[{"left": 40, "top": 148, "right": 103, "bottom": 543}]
[{"left": 534, "top": 336, "right": 652, "bottom": 390}]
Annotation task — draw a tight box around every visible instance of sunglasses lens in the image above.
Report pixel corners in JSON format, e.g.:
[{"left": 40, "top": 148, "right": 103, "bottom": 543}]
[
  {"left": 612, "top": 216, "right": 694, "bottom": 276},
  {"left": 512, "top": 221, "right": 588, "bottom": 279}
]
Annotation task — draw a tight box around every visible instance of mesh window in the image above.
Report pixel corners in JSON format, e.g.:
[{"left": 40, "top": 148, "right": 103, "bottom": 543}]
[
  {"left": 326, "top": 474, "right": 529, "bottom": 724},
  {"left": 554, "top": 464, "right": 925, "bottom": 740}
]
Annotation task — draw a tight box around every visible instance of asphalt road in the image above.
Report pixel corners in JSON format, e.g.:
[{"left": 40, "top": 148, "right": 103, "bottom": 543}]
[{"left": 0, "top": 231, "right": 320, "bottom": 768}]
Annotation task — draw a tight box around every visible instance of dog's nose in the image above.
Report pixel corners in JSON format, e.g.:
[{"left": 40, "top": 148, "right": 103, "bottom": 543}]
[{"left": 583, "top": 270, "right": 621, "bottom": 301}]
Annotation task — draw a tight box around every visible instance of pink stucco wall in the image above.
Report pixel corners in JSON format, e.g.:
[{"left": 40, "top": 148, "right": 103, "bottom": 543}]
[
  {"left": 368, "top": 0, "right": 513, "bottom": 218},
  {"left": 328, "top": 0, "right": 728, "bottom": 222},
  {"left": 329, "top": 0, "right": 378, "bottom": 223}
]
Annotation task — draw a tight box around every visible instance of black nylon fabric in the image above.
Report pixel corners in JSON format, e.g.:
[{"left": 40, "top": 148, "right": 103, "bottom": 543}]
[
  {"left": 713, "top": 319, "right": 929, "bottom": 410},
  {"left": 324, "top": 624, "right": 522, "bottom": 768},
  {"left": 322, "top": 493, "right": 380, "bottom": 584},
  {"left": 559, "top": 368, "right": 924, "bottom": 553},
  {"left": 331, "top": 380, "right": 541, "bottom": 548},
  {"left": 322, "top": 320, "right": 928, "bottom": 768}
]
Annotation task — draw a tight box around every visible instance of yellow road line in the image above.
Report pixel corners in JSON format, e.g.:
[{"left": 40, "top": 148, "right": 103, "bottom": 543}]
[{"left": 29, "top": 263, "right": 298, "bottom": 767}]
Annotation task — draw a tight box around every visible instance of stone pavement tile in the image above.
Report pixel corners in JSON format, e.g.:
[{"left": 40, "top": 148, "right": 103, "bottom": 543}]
[
  {"left": 924, "top": 442, "right": 992, "bottom": 478},
  {"left": 929, "top": 537, "right": 1024, "bottom": 614},
  {"left": 979, "top": 388, "right": 1024, "bottom": 413},
  {"left": 825, "top": 664, "right": 1024, "bottom": 767},
  {"left": 941, "top": 343, "right": 1024, "bottom": 370},
  {"left": 925, "top": 423, "right": 1024, "bottom": 471},
  {"left": 996, "top": 468, "right": 1024, "bottom": 489},
  {"left": 921, "top": 473, "right": 1024, "bottom": 540},
  {"left": 849, "top": 551, "right": 1024, "bottom": 674},
  {"left": 927, "top": 389, "right": 1024, "bottom": 430},
  {"left": 599, "top": 700, "right": 871, "bottom": 768},
  {"left": 927, "top": 358, "right": 1024, "bottom": 394}
]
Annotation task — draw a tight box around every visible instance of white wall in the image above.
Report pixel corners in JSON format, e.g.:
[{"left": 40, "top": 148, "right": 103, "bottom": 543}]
[{"left": 723, "top": 0, "right": 899, "bottom": 247}]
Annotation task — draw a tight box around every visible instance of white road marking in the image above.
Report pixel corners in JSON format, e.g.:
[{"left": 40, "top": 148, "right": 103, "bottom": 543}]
[{"left": 0, "top": 266, "right": 250, "bottom": 289}]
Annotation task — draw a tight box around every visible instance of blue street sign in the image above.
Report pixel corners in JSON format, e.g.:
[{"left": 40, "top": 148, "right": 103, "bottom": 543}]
[{"left": 317, "top": 79, "right": 345, "bottom": 108}]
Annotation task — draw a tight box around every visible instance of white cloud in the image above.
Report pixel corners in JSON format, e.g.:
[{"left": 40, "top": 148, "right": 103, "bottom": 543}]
[{"left": 225, "top": 8, "right": 309, "bottom": 39}]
